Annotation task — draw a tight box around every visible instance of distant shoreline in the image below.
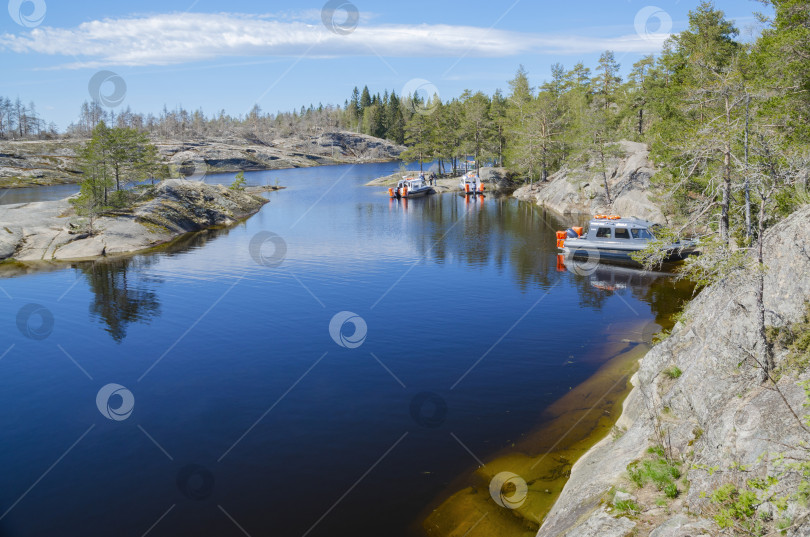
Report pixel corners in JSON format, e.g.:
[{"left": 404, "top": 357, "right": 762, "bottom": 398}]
[
  {"left": 0, "top": 179, "right": 279, "bottom": 267},
  {"left": 0, "top": 132, "right": 404, "bottom": 189}
]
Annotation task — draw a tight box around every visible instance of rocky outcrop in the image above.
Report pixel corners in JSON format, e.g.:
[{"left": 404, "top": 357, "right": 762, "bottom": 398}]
[
  {"left": 0, "top": 131, "right": 405, "bottom": 188},
  {"left": 514, "top": 141, "right": 665, "bottom": 223},
  {"left": 538, "top": 205, "right": 810, "bottom": 536},
  {"left": 0, "top": 179, "right": 269, "bottom": 262},
  {"left": 0, "top": 139, "right": 84, "bottom": 187},
  {"left": 158, "top": 132, "right": 404, "bottom": 176}
]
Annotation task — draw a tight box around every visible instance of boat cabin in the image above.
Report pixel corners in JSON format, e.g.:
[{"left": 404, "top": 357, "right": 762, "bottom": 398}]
[
  {"left": 555, "top": 215, "right": 697, "bottom": 264},
  {"left": 581, "top": 216, "right": 657, "bottom": 242}
]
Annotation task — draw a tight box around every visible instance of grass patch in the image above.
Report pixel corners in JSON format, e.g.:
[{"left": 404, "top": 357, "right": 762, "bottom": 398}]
[
  {"left": 663, "top": 365, "right": 683, "bottom": 379},
  {"left": 627, "top": 449, "right": 681, "bottom": 499},
  {"left": 613, "top": 498, "right": 641, "bottom": 516}
]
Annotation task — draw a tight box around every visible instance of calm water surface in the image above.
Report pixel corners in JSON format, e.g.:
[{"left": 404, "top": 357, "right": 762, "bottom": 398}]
[{"left": 0, "top": 163, "right": 691, "bottom": 536}]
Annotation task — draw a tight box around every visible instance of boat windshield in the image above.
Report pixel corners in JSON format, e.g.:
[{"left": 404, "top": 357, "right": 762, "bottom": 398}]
[{"left": 631, "top": 228, "right": 654, "bottom": 240}]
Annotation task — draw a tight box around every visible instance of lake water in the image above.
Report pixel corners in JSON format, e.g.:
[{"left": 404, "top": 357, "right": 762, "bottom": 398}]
[{"left": 0, "top": 163, "right": 692, "bottom": 537}]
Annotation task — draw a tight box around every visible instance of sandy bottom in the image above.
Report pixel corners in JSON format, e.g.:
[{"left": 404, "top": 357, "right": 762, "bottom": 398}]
[{"left": 420, "top": 320, "right": 656, "bottom": 537}]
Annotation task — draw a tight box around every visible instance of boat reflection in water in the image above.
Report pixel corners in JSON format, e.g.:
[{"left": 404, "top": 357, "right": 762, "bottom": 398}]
[{"left": 558, "top": 254, "right": 674, "bottom": 290}]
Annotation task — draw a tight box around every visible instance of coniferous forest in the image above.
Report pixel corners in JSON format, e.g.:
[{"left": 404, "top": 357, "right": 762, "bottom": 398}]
[{"left": 1, "top": 1, "right": 808, "bottom": 268}]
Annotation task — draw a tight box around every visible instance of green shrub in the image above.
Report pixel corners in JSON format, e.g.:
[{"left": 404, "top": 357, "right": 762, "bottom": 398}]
[
  {"left": 770, "top": 302, "right": 810, "bottom": 374},
  {"left": 776, "top": 517, "right": 792, "bottom": 534},
  {"left": 613, "top": 498, "right": 641, "bottom": 515},
  {"left": 711, "top": 483, "right": 760, "bottom": 531},
  {"left": 230, "top": 171, "right": 247, "bottom": 191},
  {"left": 109, "top": 189, "right": 136, "bottom": 208},
  {"left": 627, "top": 456, "right": 681, "bottom": 498},
  {"left": 647, "top": 445, "right": 665, "bottom": 457},
  {"left": 664, "top": 365, "right": 683, "bottom": 379}
]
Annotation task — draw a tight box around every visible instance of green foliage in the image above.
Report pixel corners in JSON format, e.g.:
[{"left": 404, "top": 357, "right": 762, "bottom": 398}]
[
  {"left": 647, "top": 445, "right": 665, "bottom": 457},
  {"left": 71, "top": 122, "right": 161, "bottom": 224},
  {"left": 770, "top": 302, "right": 810, "bottom": 374},
  {"left": 710, "top": 483, "right": 761, "bottom": 532},
  {"left": 627, "top": 452, "right": 681, "bottom": 499},
  {"left": 613, "top": 498, "right": 640, "bottom": 516},
  {"left": 230, "top": 171, "right": 247, "bottom": 191},
  {"left": 664, "top": 365, "right": 683, "bottom": 379}
]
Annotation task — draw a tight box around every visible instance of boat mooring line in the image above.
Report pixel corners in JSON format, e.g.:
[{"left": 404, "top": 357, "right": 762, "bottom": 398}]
[
  {"left": 218, "top": 352, "right": 329, "bottom": 463},
  {"left": 450, "top": 282, "right": 559, "bottom": 390},
  {"left": 301, "top": 431, "right": 409, "bottom": 537}
]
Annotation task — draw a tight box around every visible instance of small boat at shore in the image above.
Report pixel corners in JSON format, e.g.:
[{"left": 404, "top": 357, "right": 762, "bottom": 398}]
[
  {"left": 459, "top": 172, "right": 485, "bottom": 195},
  {"left": 556, "top": 215, "right": 698, "bottom": 264},
  {"left": 389, "top": 175, "right": 433, "bottom": 199}
]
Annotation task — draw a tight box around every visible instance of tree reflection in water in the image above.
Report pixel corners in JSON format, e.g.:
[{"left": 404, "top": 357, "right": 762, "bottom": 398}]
[
  {"left": 80, "top": 257, "right": 161, "bottom": 342},
  {"left": 77, "top": 228, "right": 232, "bottom": 342},
  {"left": 384, "top": 194, "right": 694, "bottom": 322}
]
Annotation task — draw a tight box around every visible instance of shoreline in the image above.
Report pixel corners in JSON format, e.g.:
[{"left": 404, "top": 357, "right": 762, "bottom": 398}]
[
  {"left": 366, "top": 167, "right": 518, "bottom": 196},
  {"left": 420, "top": 316, "right": 671, "bottom": 537},
  {"left": 534, "top": 205, "right": 810, "bottom": 536},
  {"left": 0, "top": 134, "right": 404, "bottom": 190},
  {"left": 0, "top": 157, "right": 401, "bottom": 191},
  {"left": 0, "top": 180, "right": 281, "bottom": 267}
]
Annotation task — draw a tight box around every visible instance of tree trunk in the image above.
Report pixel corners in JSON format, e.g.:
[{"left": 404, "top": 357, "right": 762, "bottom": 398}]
[
  {"left": 743, "top": 96, "right": 752, "bottom": 241},
  {"left": 721, "top": 144, "right": 731, "bottom": 243},
  {"left": 599, "top": 143, "right": 612, "bottom": 205},
  {"left": 721, "top": 97, "right": 732, "bottom": 244},
  {"left": 756, "top": 198, "right": 774, "bottom": 376}
]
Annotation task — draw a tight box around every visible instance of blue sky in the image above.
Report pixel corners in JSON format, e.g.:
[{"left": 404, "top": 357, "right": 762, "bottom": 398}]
[{"left": 1, "top": 0, "right": 769, "bottom": 130}]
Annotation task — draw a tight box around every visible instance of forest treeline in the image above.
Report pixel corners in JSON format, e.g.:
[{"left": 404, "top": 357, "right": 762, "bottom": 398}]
[{"left": 3, "top": 1, "right": 808, "bottom": 237}]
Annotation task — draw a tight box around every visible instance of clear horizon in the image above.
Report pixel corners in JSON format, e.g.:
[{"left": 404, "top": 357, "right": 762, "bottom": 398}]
[{"left": 1, "top": 0, "right": 769, "bottom": 130}]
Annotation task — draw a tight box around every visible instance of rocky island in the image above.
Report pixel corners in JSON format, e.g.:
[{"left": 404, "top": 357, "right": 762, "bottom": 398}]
[{"left": 0, "top": 179, "right": 275, "bottom": 263}]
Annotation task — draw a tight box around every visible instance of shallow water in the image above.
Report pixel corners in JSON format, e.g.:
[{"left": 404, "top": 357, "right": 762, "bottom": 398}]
[{"left": 0, "top": 163, "right": 692, "bottom": 537}]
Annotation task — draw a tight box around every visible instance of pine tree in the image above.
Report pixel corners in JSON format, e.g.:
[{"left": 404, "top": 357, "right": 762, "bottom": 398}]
[
  {"left": 460, "top": 91, "right": 491, "bottom": 173},
  {"left": 592, "top": 50, "right": 622, "bottom": 109},
  {"left": 385, "top": 91, "right": 405, "bottom": 144}
]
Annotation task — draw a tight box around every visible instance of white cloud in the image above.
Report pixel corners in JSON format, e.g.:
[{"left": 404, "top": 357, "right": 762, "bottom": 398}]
[{"left": 0, "top": 12, "right": 670, "bottom": 69}]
